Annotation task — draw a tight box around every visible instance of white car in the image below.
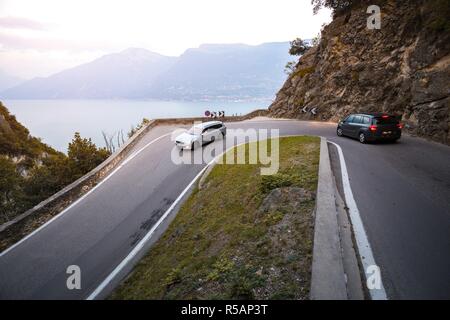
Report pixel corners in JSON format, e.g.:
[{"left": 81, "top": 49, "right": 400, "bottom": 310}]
[{"left": 175, "top": 121, "right": 227, "bottom": 150}]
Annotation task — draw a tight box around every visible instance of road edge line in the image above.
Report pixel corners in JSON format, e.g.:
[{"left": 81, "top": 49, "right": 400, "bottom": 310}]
[
  {"left": 328, "top": 141, "right": 388, "bottom": 300},
  {"left": 0, "top": 133, "right": 171, "bottom": 258},
  {"left": 86, "top": 160, "right": 212, "bottom": 300},
  {"left": 86, "top": 136, "right": 281, "bottom": 299}
]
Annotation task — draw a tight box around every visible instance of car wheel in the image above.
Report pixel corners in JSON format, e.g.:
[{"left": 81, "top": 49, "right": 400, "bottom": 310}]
[
  {"left": 359, "top": 132, "right": 366, "bottom": 144},
  {"left": 337, "top": 128, "right": 343, "bottom": 137}
]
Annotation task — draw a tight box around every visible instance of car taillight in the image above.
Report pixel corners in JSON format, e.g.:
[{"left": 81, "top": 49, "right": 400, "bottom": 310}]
[
  {"left": 382, "top": 115, "right": 389, "bottom": 119},
  {"left": 369, "top": 125, "right": 377, "bottom": 132},
  {"left": 397, "top": 123, "right": 403, "bottom": 129}
]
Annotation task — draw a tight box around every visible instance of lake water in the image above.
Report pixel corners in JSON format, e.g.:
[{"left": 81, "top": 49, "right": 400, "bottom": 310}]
[{"left": 4, "top": 99, "right": 271, "bottom": 152}]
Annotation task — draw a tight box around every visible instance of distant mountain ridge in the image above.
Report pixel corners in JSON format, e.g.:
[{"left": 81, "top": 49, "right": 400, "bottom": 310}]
[
  {"left": 1, "top": 42, "right": 291, "bottom": 100},
  {"left": 149, "top": 42, "right": 291, "bottom": 100},
  {"left": 1, "top": 48, "right": 177, "bottom": 99}
]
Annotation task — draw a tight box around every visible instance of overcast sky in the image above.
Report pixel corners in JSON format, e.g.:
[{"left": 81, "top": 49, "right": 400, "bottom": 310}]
[{"left": 0, "top": 0, "right": 331, "bottom": 79}]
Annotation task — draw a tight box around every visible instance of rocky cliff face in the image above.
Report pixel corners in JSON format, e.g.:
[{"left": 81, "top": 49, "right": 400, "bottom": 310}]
[{"left": 269, "top": 0, "right": 450, "bottom": 144}]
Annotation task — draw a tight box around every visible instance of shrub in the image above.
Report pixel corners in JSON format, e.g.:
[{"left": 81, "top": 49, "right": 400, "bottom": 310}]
[
  {"left": 0, "top": 156, "right": 23, "bottom": 221},
  {"left": 0, "top": 102, "right": 112, "bottom": 223},
  {"left": 312, "top": 0, "right": 353, "bottom": 15},
  {"left": 289, "top": 38, "right": 311, "bottom": 56},
  {"left": 284, "top": 61, "right": 297, "bottom": 75},
  {"left": 228, "top": 265, "right": 264, "bottom": 299},
  {"left": 206, "top": 256, "right": 235, "bottom": 281},
  {"left": 293, "top": 66, "right": 315, "bottom": 78},
  {"left": 260, "top": 173, "right": 294, "bottom": 194},
  {"left": 128, "top": 118, "right": 151, "bottom": 138},
  {"left": 68, "top": 132, "right": 111, "bottom": 179},
  {"left": 165, "top": 267, "right": 183, "bottom": 286}
]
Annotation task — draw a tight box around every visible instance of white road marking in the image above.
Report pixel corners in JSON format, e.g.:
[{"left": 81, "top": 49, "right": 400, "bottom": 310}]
[
  {"left": 87, "top": 159, "right": 211, "bottom": 300},
  {"left": 3, "top": 124, "right": 376, "bottom": 301},
  {"left": 87, "top": 139, "right": 255, "bottom": 299},
  {"left": 89, "top": 135, "right": 342, "bottom": 299},
  {"left": 121, "top": 133, "right": 171, "bottom": 166},
  {"left": 328, "top": 141, "right": 388, "bottom": 300},
  {"left": 0, "top": 132, "right": 172, "bottom": 258}
]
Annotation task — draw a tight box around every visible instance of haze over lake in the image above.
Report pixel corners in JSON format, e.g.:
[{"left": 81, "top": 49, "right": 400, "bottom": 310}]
[{"left": 4, "top": 99, "right": 270, "bottom": 152}]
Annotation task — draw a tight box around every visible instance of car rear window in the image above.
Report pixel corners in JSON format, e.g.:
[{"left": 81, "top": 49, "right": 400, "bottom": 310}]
[
  {"left": 362, "top": 116, "right": 371, "bottom": 124},
  {"left": 373, "top": 117, "right": 398, "bottom": 125}
]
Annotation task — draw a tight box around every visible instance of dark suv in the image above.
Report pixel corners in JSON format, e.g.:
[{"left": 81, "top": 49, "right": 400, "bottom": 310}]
[{"left": 337, "top": 113, "right": 402, "bottom": 143}]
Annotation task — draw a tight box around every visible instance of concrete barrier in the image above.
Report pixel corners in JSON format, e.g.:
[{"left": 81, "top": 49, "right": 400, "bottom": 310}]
[
  {"left": 310, "top": 137, "right": 364, "bottom": 300},
  {"left": 310, "top": 137, "right": 347, "bottom": 300}
]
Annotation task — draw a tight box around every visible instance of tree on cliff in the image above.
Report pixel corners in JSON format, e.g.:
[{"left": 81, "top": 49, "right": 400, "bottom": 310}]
[
  {"left": 311, "top": 0, "right": 353, "bottom": 14},
  {"left": 289, "top": 38, "right": 311, "bottom": 56},
  {"left": 68, "top": 132, "right": 111, "bottom": 179},
  {"left": 0, "top": 102, "right": 112, "bottom": 223},
  {"left": 23, "top": 133, "right": 111, "bottom": 212},
  {"left": 284, "top": 61, "right": 297, "bottom": 75}
]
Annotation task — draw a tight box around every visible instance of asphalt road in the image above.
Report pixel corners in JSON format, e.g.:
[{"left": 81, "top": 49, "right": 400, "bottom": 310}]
[{"left": 0, "top": 119, "right": 449, "bottom": 299}]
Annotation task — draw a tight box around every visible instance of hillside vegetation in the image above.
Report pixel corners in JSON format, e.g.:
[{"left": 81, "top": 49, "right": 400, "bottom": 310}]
[{"left": 0, "top": 101, "right": 110, "bottom": 223}]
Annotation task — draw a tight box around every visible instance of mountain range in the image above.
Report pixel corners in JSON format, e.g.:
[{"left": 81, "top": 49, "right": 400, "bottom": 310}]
[{"left": 1, "top": 42, "right": 292, "bottom": 100}]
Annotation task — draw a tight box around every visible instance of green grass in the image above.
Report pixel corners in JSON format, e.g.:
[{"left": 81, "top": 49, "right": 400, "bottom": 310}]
[{"left": 110, "top": 136, "right": 320, "bottom": 300}]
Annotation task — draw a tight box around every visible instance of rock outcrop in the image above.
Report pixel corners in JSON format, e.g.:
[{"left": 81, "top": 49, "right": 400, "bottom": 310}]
[{"left": 269, "top": 0, "right": 450, "bottom": 144}]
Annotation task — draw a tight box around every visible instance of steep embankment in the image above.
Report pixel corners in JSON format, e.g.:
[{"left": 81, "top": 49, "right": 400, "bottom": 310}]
[
  {"left": 0, "top": 101, "right": 60, "bottom": 172},
  {"left": 0, "top": 101, "right": 109, "bottom": 223},
  {"left": 0, "top": 101, "right": 64, "bottom": 221},
  {"left": 269, "top": 0, "right": 449, "bottom": 144}
]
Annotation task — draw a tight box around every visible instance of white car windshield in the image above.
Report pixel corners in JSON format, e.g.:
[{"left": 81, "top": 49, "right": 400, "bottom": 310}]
[{"left": 187, "top": 127, "right": 202, "bottom": 135}]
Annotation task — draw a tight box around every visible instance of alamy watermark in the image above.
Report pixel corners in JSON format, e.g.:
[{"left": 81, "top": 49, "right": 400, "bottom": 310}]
[
  {"left": 367, "top": 5, "right": 381, "bottom": 30},
  {"left": 366, "top": 264, "right": 382, "bottom": 290},
  {"left": 66, "top": 265, "right": 81, "bottom": 290},
  {"left": 171, "top": 124, "right": 280, "bottom": 175}
]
